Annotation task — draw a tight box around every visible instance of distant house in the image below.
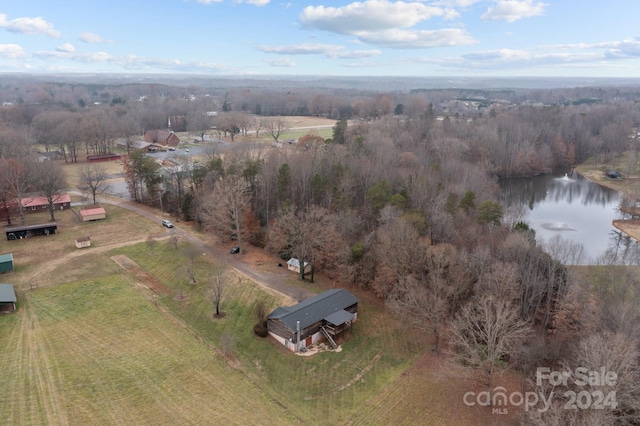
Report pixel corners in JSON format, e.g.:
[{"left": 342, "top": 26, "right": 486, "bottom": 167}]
[
  {"left": 21, "top": 194, "right": 71, "bottom": 212},
  {"left": 144, "top": 129, "right": 180, "bottom": 147},
  {"left": 287, "top": 258, "right": 309, "bottom": 275},
  {"left": 80, "top": 206, "right": 107, "bottom": 222},
  {"left": 0, "top": 253, "right": 13, "bottom": 273},
  {"left": 267, "top": 289, "right": 358, "bottom": 352},
  {"left": 0, "top": 284, "right": 17, "bottom": 313}
]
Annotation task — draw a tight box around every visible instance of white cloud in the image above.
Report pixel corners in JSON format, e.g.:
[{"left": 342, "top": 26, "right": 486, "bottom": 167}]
[
  {"left": 259, "top": 43, "right": 381, "bottom": 59},
  {"left": 458, "top": 48, "right": 604, "bottom": 70},
  {"left": 300, "top": 0, "right": 450, "bottom": 34},
  {"left": 432, "top": 0, "right": 483, "bottom": 6},
  {"left": 236, "top": 0, "right": 271, "bottom": 5},
  {"left": 260, "top": 43, "right": 343, "bottom": 55},
  {"left": 264, "top": 57, "right": 296, "bottom": 67},
  {"left": 79, "top": 32, "right": 106, "bottom": 43},
  {"left": 193, "top": 0, "right": 224, "bottom": 3},
  {"left": 481, "top": 0, "right": 546, "bottom": 22},
  {"left": 298, "top": 0, "right": 475, "bottom": 49},
  {"left": 0, "top": 14, "right": 61, "bottom": 37},
  {"left": 331, "top": 49, "right": 381, "bottom": 59},
  {"left": 358, "top": 28, "right": 476, "bottom": 48},
  {"left": 56, "top": 43, "right": 75, "bottom": 53},
  {"left": 0, "top": 44, "right": 27, "bottom": 59}
]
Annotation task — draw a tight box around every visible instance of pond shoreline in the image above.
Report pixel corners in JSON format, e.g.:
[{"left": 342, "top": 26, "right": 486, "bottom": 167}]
[{"left": 576, "top": 167, "right": 640, "bottom": 244}]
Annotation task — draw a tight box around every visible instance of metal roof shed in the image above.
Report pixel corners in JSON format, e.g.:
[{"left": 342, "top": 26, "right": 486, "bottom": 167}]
[
  {"left": 0, "top": 253, "right": 14, "bottom": 273},
  {"left": 0, "top": 283, "right": 16, "bottom": 313}
]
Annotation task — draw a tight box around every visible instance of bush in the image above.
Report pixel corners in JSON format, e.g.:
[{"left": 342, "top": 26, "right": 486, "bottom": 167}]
[{"left": 253, "top": 323, "right": 268, "bottom": 337}]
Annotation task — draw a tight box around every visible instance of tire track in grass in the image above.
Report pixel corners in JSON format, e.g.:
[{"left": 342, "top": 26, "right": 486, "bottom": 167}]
[
  {"left": 2, "top": 307, "right": 29, "bottom": 425},
  {"left": 24, "top": 292, "right": 69, "bottom": 426}
]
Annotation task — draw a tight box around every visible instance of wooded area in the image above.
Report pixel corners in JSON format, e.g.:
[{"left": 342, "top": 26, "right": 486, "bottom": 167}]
[{"left": 1, "top": 76, "right": 640, "bottom": 423}]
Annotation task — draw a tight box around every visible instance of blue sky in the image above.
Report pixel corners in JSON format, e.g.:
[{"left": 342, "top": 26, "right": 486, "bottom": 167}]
[{"left": 1, "top": 0, "right": 639, "bottom": 77}]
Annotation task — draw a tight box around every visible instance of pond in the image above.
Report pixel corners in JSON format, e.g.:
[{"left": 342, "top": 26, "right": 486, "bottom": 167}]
[{"left": 499, "top": 171, "right": 636, "bottom": 264}]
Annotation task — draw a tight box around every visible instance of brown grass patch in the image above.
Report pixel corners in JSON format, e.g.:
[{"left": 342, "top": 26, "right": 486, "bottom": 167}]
[{"left": 111, "top": 254, "right": 170, "bottom": 294}]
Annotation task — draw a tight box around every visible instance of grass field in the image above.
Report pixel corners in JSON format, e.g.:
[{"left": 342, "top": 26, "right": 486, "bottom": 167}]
[{"left": 0, "top": 277, "right": 296, "bottom": 425}]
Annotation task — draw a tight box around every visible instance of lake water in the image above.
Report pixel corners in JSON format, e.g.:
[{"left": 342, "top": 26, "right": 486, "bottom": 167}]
[{"left": 499, "top": 172, "right": 632, "bottom": 264}]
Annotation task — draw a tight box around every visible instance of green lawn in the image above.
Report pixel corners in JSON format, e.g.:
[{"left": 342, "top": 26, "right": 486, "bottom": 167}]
[
  {"left": 113, "top": 241, "right": 421, "bottom": 425},
  {"left": 0, "top": 277, "right": 296, "bottom": 425}
]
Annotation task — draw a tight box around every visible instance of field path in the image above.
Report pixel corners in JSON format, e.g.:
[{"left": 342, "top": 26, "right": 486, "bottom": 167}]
[{"left": 23, "top": 293, "right": 70, "bottom": 425}]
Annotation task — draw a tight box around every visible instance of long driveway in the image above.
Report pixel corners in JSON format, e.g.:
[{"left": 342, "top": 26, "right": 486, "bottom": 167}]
[{"left": 85, "top": 192, "right": 312, "bottom": 302}]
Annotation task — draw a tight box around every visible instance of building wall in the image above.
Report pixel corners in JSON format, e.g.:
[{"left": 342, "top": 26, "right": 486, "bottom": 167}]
[
  {"left": 0, "top": 261, "right": 13, "bottom": 273},
  {"left": 81, "top": 213, "right": 106, "bottom": 222}
]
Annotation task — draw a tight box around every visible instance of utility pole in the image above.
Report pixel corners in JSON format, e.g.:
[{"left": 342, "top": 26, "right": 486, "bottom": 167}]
[{"left": 296, "top": 320, "right": 300, "bottom": 353}]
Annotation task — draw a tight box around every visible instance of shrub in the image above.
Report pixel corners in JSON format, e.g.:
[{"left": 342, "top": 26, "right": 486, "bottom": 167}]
[{"left": 253, "top": 323, "right": 268, "bottom": 337}]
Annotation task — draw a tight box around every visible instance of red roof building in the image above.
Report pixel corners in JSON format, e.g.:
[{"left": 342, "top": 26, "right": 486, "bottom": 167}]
[{"left": 144, "top": 129, "right": 180, "bottom": 147}]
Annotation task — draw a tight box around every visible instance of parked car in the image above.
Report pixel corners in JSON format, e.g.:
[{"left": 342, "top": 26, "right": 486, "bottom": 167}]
[
  {"left": 162, "top": 219, "right": 174, "bottom": 228},
  {"left": 230, "top": 247, "right": 240, "bottom": 254}
]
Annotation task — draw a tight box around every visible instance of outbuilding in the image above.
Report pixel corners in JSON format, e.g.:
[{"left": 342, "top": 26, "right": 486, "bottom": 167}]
[
  {"left": 267, "top": 289, "right": 358, "bottom": 352},
  {"left": 0, "top": 253, "right": 14, "bottom": 273},
  {"left": 287, "top": 258, "right": 309, "bottom": 275},
  {"left": 0, "top": 284, "right": 17, "bottom": 313},
  {"left": 80, "top": 206, "right": 107, "bottom": 222}
]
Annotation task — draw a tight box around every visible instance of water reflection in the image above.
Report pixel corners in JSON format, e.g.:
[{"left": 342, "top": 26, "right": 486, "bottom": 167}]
[{"left": 499, "top": 172, "right": 625, "bottom": 264}]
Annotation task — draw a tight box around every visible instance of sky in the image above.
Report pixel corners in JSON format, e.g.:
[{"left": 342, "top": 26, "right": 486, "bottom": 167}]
[{"left": 1, "top": 0, "right": 640, "bottom": 77}]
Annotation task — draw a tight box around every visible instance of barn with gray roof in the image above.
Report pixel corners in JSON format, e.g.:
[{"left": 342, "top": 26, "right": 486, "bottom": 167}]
[
  {"left": 267, "top": 289, "right": 358, "bottom": 352},
  {"left": 0, "top": 284, "right": 17, "bottom": 313}
]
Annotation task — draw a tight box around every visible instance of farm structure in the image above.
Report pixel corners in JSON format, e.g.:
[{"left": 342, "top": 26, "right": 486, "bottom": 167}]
[
  {"left": 75, "top": 236, "right": 91, "bottom": 248},
  {"left": 0, "top": 283, "right": 16, "bottom": 313},
  {"left": 0, "top": 253, "right": 13, "bottom": 273},
  {"left": 267, "top": 289, "right": 358, "bottom": 352},
  {"left": 144, "top": 129, "right": 180, "bottom": 147},
  {"left": 87, "top": 153, "right": 121, "bottom": 162},
  {"left": 6, "top": 222, "right": 57, "bottom": 240},
  {"left": 80, "top": 206, "right": 107, "bottom": 222},
  {"left": 287, "top": 258, "right": 309, "bottom": 275}
]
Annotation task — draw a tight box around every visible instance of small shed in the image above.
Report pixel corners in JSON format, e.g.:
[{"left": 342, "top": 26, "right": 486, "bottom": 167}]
[
  {"left": 267, "top": 289, "right": 358, "bottom": 352},
  {"left": 287, "top": 258, "right": 309, "bottom": 274},
  {"left": 80, "top": 207, "right": 107, "bottom": 222},
  {"left": 0, "top": 253, "right": 13, "bottom": 273},
  {"left": 75, "top": 236, "right": 91, "bottom": 249},
  {"left": 0, "top": 283, "right": 17, "bottom": 313}
]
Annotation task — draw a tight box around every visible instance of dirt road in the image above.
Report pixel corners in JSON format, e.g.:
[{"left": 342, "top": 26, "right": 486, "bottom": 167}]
[{"left": 89, "top": 193, "right": 312, "bottom": 303}]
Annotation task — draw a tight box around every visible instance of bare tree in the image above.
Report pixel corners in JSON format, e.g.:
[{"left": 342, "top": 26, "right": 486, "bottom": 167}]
[
  {"left": 208, "top": 268, "right": 230, "bottom": 317},
  {"left": 267, "top": 205, "right": 333, "bottom": 282},
  {"left": 187, "top": 110, "right": 213, "bottom": 141},
  {"left": 79, "top": 164, "right": 110, "bottom": 205},
  {"left": 178, "top": 263, "right": 198, "bottom": 285},
  {"left": 450, "top": 295, "right": 532, "bottom": 391},
  {"left": 146, "top": 236, "right": 157, "bottom": 255},
  {"left": 0, "top": 159, "right": 34, "bottom": 225},
  {"left": 263, "top": 118, "right": 290, "bottom": 143},
  {"left": 32, "top": 161, "right": 67, "bottom": 222},
  {"left": 200, "top": 176, "right": 251, "bottom": 251}
]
